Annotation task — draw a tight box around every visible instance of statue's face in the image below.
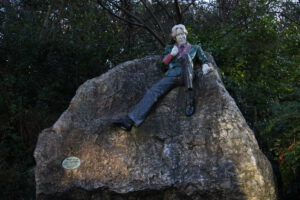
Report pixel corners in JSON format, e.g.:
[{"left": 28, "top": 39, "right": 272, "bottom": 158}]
[{"left": 175, "top": 29, "right": 187, "bottom": 45}]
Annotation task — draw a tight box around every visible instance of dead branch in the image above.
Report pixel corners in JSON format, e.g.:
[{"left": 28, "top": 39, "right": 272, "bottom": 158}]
[
  {"left": 174, "top": 0, "right": 182, "bottom": 23},
  {"left": 140, "top": 0, "right": 166, "bottom": 40},
  {"left": 97, "top": 0, "right": 166, "bottom": 46}
]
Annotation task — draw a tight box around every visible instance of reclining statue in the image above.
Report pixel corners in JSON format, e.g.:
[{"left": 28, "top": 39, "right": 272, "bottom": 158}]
[{"left": 113, "top": 24, "right": 213, "bottom": 131}]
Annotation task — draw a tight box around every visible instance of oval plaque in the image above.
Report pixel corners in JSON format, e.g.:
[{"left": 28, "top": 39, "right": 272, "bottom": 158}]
[{"left": 62, "top": 156, "right": 81, "bottom": 170}]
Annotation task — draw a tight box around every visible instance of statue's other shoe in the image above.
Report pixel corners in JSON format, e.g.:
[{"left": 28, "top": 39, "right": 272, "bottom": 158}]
[
  {"left": 185, "top": 104, "right": 195, "bottom": 116},
  {"left": 112, "top": 116, "right": 134, "bottom": 131},
  {"left": 185, "top": 90, "right": 195, "bottom": 116}
]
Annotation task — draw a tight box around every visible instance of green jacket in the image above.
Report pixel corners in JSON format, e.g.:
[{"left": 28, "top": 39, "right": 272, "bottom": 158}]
[{"left": 163, "top": 44, "right": 209, "bottom": 77}]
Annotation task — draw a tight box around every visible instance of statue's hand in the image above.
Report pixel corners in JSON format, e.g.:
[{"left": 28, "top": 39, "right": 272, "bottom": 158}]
[
  {"left": 170, "top": 45, "right": 179, "bottom": 56},
  {"left": 202, "top": 63, "right": 213, "bottom": 75}
]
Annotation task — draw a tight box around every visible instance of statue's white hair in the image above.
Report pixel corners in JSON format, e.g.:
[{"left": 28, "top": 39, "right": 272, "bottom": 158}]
[{"left": 171, "top": 24, "right": 188, "bottom": 38}]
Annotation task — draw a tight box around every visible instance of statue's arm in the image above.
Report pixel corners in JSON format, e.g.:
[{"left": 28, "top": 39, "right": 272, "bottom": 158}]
[
  {"left": 162, "top": 45, "right": 173, "bottom": 65},
  {"left": 196, "top": 45, "right": 210, "bottom": 64},
  {"left": 196, "top": 45, "right": 214, "bottom": 75}
]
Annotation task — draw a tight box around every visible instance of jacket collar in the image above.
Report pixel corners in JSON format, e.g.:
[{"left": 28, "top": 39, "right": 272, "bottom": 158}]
[{"left": 175, "top": 42, "right": 192, "bottom": 56}]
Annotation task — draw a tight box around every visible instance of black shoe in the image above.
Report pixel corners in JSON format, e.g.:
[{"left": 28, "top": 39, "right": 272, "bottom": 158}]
[
  {"left": 112, "top": 116, "right": 134, "bottom": 131},
  {"left": 185, "top": 90, "right": 195, "bottom": 116},
  {"left": 186, "top": 104, "right": 195, "bottom": 116}
]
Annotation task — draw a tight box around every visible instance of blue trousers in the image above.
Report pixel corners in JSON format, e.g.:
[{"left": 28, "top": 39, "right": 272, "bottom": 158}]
[
  {"left": 128, "top": 76, "right": 184, "bottom": 126},
  {"left": 128, "top": 54, "right": 194, "bottom": 126}
]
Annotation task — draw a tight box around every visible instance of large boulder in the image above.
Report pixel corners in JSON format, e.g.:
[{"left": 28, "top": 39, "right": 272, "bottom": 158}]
[{"left": 34, "top": 55, "right": 277, "bottom": 200}]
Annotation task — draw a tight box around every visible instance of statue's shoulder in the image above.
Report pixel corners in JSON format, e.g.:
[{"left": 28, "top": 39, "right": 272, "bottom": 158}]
[
  {"left": 163, "top": 45, "right": 173, "bottom": 54},
  {"left": 191, "top": 44, "right": 201, "bottom": 49},
  {"left": 191, "top": 44, "right": 206, "bottom": 53},
  {"left": 164, "top": 45, "right": 173, "bottom": 50},
  {"left": 189, "top": 44, "right": 201, "bottom": 54}
]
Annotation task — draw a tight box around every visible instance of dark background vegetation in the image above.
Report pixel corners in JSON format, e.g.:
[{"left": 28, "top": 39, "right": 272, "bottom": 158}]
[{"left": 0, "top": 0, "right": 299, "bottom": 199}]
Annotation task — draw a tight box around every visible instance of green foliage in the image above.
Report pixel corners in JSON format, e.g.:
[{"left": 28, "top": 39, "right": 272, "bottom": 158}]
[
  {"left": 192, "top": 0, "right": 300, "bottom": 198},
  {"left": 187, "top": 1, "right": 300, "bottom": 199},
  {"left": 0, "top": 0, "right": 124, "bottom": 199},
  {"left": 262, "top": 97, "right": 300, "bottom": 196}
]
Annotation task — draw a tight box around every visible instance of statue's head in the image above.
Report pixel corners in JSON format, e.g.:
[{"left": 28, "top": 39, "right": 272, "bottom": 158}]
[{"left": 171, "top": 24, "right": 188, "bottom": 45}]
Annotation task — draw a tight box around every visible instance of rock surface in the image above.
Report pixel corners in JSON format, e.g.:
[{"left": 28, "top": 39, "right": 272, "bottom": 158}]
[{"left": 34, "top": 55, "right": 277, "bottom": 200}]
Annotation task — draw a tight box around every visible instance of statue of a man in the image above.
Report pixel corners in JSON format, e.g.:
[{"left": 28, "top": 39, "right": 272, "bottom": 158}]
[{"left": 113, "top": 24, "right": 213, "bottom": 131}]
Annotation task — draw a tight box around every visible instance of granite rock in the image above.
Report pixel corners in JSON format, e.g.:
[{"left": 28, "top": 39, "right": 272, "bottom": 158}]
[{"left": 34, "top": 55, "right": 277, "bottom": 200}]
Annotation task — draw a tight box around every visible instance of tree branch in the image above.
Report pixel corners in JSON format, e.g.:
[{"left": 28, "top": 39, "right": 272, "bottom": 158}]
[
  {"left": 98, "top": 0, "right": 166, "bottom": 46},
  {"left": 140, "top": 0, "right": 166, "bottom": 40},
  {"left": 154, "top": 0, "right": 171, "bottom": 17},
  {"left": 182, "top": 0, "right": 196, "bottom": 14},
  {"left": 97, "top": 0, "right": 144, "bottom": 27},
  {"left": 174, "top": 0, "right": 182, "bottom": 23}
]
